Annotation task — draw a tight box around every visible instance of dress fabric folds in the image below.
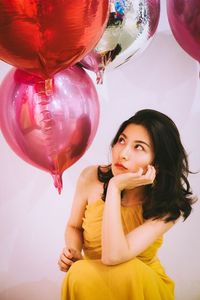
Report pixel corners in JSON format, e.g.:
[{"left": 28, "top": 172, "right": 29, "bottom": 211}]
[{"left": 61, "top": 199, "right": 174, "bottom": 300}]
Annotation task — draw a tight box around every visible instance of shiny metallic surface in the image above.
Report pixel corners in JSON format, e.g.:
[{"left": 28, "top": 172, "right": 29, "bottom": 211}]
[
  {"left": 167, "top": 0, "right": 200, "bottom": 62},
  {"left": 0, "top": 67, "right": 100, "bottom": 193},
  {"left": 80, "top": 0, "right": 160, "bottom": 79},
  {"left": 0, "top": 0, "right": 109, "bottom": 78}
]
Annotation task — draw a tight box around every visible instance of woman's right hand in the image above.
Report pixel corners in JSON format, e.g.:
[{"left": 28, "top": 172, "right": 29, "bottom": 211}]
[
  {"left": 58, "top": 247, "right": 82, "bottom": 272},
  {"left": 110, "top": 165, "right": 156, "bottom": 192}
]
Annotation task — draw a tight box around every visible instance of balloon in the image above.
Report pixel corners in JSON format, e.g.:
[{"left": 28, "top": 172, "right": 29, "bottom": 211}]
[
  {"left": 78, "top": 50, "right": 105, "bottom": 84},
  {"left": 79, "top": 0, "right": 160, "bottom": 81},
  {"left": 0, "top": 67, "right": 99, "bottom": 193},
  {"left": 167, "top": 0, "right": 200, "bottom": 62},
  {"left": 0, "top": 0, "right": 109, "bottom": 79}
]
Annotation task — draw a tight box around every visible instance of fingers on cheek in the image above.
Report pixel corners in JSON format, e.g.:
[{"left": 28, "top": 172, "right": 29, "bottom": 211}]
[
  {"left": 144, "top": 172, "right": 154, "bottom": 183},
  {"left": 150, "top": 171, "right": 155, "bottom": 183},
  {"left": 144, "top": 170, "right": 151, "bottom": 180},
  {"left": 139, "top": 168, "right": 144, "bottom": 176},
  {"left": 149, "top": 167, "right": 156, "bottom": 180}
]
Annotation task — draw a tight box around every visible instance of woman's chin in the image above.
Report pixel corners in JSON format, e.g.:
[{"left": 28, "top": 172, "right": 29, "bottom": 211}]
[{"left": 111, "top": 166, "right": 128, "bottom": 176}]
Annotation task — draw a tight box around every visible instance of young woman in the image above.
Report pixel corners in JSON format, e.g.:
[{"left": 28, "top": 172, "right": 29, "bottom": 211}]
[{"left": 58, "top": 109, "right": 195, "bottom": 300}]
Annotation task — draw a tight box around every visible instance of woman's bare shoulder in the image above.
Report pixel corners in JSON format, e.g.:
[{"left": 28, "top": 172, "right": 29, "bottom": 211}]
[
  {"left": 79, "top": 165, "right": 99, "bottom": 184},
  {"left": 78, "top": 165, "right": 109, "bottom": 201}
]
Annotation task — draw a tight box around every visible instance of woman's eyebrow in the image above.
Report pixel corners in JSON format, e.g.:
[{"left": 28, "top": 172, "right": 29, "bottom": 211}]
[
  {"left": 134, "top": 140, "right": 151, "bottom": 148},
  {"left": 120, "top": 133, "right": 127, "bottom": 139}
]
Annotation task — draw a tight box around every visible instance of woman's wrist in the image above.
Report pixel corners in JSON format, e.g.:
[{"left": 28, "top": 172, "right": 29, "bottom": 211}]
[
  {"left": 108, "top": 177, "right": 123, "bottom": 194},
  {"left": 67, "top": 247, "right": 83, "bottom": 260}
]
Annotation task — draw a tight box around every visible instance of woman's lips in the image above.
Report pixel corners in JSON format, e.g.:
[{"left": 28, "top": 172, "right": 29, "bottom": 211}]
[{"left": 114, "top": 163, "right": 127, "bottom": 170}]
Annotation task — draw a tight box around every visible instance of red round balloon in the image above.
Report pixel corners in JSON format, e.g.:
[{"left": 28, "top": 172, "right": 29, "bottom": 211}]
[
  {"left": 0, "top": 0, "right": 109, "bottom": 78},
  {"left": 167, "top": 0, "right": 200, "bottom": 62},
  {"left": 0, "top": 67, "right": 100, "bottom": 193}
]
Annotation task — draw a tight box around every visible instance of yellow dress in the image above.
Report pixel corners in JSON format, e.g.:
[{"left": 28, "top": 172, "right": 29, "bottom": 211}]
[{"left": 61, "top": 199, "right": 174, "bottom": 300}]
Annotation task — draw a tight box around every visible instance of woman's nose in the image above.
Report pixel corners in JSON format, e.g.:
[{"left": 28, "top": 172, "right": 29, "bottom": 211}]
[{"left": 120, "top": 146, "right": 130, "bottom": 160}]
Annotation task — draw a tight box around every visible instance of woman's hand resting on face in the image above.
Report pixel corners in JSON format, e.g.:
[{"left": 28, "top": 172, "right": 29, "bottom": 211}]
[
  {"left": 58, "top": 247, "right": 83, "bottom": 272},
  {"left": 110, "top": 165, "right": 156, "bottom": 192}
]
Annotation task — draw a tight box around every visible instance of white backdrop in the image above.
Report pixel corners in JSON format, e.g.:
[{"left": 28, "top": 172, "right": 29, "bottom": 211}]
[{"left": 0, "top": 2, "right": 200, "bottom": 300}]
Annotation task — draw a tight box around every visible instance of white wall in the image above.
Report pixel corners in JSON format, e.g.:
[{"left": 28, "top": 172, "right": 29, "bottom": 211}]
[{"left": 0, "top": 2, "right": 200, "bottom": 300}]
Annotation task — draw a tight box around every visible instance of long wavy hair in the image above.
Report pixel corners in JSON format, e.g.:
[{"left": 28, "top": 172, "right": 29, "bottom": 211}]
[{"left": 98, "top": 109, "right": 196, "bottom": 222}]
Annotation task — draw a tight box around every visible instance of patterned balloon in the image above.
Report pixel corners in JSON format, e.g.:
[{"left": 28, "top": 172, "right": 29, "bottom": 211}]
[
  {"left": 0, "top": 0, "right": 109, "bottom": 79},
  {"left": 167, "top": 0, "right": 200, "bottom": 62},
  {"left": 79, "top": 0, "right": 160, "bottom": 81},
  {"left": 0, "top": 67, "right": 99, "bottom": 193}
]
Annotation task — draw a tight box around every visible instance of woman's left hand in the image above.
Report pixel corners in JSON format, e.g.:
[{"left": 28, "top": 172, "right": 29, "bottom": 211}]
[
  {"left": 109, "top": 165, "right": 156, "bottom": 192},
  {"left": 58, "top": 247, "right": 83, "bottom": 272}
]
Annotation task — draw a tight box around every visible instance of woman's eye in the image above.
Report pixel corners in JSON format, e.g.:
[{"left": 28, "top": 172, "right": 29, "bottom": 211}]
[
  {"left": 118, "top": 137, "right": 125, "bottom": 144},
  {"left": 135, "top": 144, "right": 144, "bottom": 151}
]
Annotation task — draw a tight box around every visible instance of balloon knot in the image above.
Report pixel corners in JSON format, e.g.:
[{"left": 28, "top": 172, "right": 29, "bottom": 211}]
[
  {"left": 45, "top": 78, "right": 53, "bottom": 96},
  {"left": 52, "top": 173, "right": 63, "bottom": 194},
  {"left": 96, "top": 69, "right": 104, "bottom": 84}
]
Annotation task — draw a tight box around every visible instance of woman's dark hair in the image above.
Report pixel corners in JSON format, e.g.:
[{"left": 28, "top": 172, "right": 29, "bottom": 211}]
[{"left": 98, "top": 109, "right": 196, "bottom": 222}]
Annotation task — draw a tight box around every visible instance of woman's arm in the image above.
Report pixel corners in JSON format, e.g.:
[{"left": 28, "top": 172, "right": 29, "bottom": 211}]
[
  {"left": 58, "top": 167, "right": 91, "bottom": 271},
  {"left": 64, "top": 225, "right": 83, "bottom": 255},
  {"left": 64, "top": 175, "right": 87, "bottom": 255},
  {"left": 101, "top": 167, "right": 176, "bottom": 265}
]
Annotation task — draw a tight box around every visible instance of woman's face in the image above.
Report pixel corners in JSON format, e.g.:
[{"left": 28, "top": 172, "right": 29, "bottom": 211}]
[{"left": 111, "top": 124, "right": 154, "bottom": 176}]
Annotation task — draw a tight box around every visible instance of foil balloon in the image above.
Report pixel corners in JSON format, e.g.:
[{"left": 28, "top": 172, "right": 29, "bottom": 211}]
[
  {"left": 78, "top": 50, "right": 105, "bottom": 84},
  {"left": 167, "top": 0, "right": 200, "bottom": 62},
  {"left": 79, "top": 0, "right": 160, "bottom": 81},
  {"left": 0, "top": 67, "right": 99, "bottom": 193},
  {"left": 0, "top": 0, "right": 109, "bottom": 79}
]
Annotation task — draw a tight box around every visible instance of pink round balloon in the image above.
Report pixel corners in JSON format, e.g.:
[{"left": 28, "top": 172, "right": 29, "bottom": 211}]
[
  {"left": 0, "top": 67, "right": 99, "bottom": 193},
  {"left": 167, "top": 0, "right": 200, "bottom": 62}
]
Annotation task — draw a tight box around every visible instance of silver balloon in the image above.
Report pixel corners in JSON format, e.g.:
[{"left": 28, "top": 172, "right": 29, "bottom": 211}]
[
  {"left": 79, "top": 0, "right": 160, "bottom": 83},
  {"left": 95, "top": 0, "right": 160, "bottom": 70}
]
